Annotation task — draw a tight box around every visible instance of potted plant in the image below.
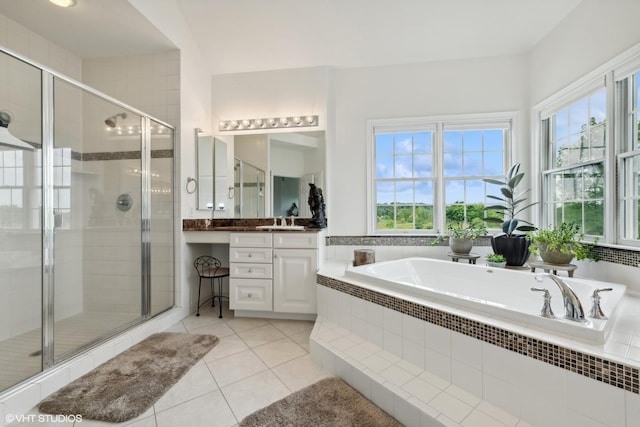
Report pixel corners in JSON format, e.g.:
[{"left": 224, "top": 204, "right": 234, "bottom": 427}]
[
  {"left": 483, "top": 163, "right": 538, "bottom": 266},
  {"left": 527, "top": 222, "right": 599, "bottom": 264},
  {"left": 432, "top": 222, "right": 487, "bottom": 254},
  {"left": 485, "top": 253, "right": 506, "bottom": 268}
]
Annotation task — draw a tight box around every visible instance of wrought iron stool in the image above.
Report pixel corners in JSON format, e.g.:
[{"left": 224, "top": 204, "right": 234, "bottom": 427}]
[{"left": 193, "top": 256, "right": 230, "bottom": 318}]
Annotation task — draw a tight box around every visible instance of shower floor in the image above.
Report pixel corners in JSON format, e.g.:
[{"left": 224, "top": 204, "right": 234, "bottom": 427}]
[{"left": 0, "top": 311, "right": 139, "bottom": 392}]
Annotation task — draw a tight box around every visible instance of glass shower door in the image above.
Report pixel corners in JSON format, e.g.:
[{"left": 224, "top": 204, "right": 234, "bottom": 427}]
[
  {"left": 51, "top": 78, "right": 144, "bottom": 360},
  {"left": 0, "top": 52, "right": 43, "bottom": 390},
  {"left": 149, "top": 119, "right": 174, "bottom": 316}
]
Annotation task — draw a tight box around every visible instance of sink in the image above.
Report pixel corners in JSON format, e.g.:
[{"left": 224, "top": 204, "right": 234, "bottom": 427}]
[{"left": 256, "top": 225, "right": 305, "bottom": 230}]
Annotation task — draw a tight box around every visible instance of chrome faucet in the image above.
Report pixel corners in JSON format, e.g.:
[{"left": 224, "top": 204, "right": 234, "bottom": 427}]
[{"left": 534, "top": 273, "right": 585, "bottom": 322}]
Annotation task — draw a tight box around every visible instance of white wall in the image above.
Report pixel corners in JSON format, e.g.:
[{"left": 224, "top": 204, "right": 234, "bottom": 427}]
[
  {"left": 211, "top": 67, "right": 329, "bottom": 129},
  {"left": 529, "top": 0, "right": 640, "bottom": 105},
  {"left": 330, "top": 55, "right": 530, "bottom": 235}
]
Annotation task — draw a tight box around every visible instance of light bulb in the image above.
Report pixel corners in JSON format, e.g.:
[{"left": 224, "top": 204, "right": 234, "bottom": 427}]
[
  {"left": 242, "top": 119, "right": 251, "bottom": 127},
  {"left": 305, "top": 116, "right": 315, "bottom": 124},
  {"left": 49, "top": 0, "right": 76, "bottom": 7},
  {"left": 279, "top": 117, "right": 289, "bottom": 126}
]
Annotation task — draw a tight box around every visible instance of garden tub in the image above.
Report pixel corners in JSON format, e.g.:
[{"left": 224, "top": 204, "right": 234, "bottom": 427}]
[{"left": 344, "top": 257, "right": 626, "bottom": 343}]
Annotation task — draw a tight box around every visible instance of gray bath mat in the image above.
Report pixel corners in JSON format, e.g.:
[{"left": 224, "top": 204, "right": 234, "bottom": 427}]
[
  {"left": 240, "top": 377, "right": 402, "bottom": 427},
  {"left": 38, "top": 332, "right": 219, "bottom": 423}
]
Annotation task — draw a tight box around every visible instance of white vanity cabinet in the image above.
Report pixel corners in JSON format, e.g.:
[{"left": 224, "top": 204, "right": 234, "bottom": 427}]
[
  {"left": 229, "top": 232, "right": 273, "bottom": 311},
  {"left": 229, "top": 231, "right": 320, "bottom": 317},
  {"left": 273, "top": 232, "right": 318, "bottom": 314}
]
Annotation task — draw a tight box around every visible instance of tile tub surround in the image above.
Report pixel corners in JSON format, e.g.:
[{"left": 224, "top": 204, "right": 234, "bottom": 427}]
[
  {"left": 311, "top": 318, "right": 528, "bottom": 427},
  {"left": 315, "top": 262, "right": 640, "bottom": 426}
]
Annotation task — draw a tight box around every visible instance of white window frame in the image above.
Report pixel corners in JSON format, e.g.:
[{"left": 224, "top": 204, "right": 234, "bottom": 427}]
[{"left": 366, "top": 112, "right": 515, "bottom": 235}]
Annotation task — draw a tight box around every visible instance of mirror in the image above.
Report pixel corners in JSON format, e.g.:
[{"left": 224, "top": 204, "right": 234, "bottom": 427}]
[
  {"left": 234, "top": 130, "right": 325, "bottom": 218},
  {"left": 197, "top": 133, "right": 228, "bottom": 211}
]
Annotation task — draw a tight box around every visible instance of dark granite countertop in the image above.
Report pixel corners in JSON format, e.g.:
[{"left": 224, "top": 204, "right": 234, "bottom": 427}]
[{"left": 182, "top": 218, "right": 326, "bottom": 232}]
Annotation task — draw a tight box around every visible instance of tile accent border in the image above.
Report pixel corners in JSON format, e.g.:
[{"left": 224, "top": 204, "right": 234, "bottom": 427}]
[
  {"left": 77, "top": 149, "right": 174, "bottom": 161},
  {"left": 317, "top": 274, "right": 640, "bottom": 394},
  {"left": 326, "top": 235, "right": 640, "bottom": 267},
  {"left": 326, "top": 235, "right": 492, "bottom": 247}
]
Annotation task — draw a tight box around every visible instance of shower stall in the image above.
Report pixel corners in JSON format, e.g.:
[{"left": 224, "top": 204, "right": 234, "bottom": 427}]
[{"left": 0, "top": 48, "right": 175, "bottom": 393}]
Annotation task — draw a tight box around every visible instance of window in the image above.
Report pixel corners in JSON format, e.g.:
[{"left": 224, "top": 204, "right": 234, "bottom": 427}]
[
  {"left": 0, "top": 150, "right": 24, "bottom": 228},
  {"left": 541, "top": 87, "right": 606, "bottom": 237},
  {"left": 536, "top": 44, "right": 640, "bottom": 247},
  {"left": 443, "top": 128, "right": 505, "bottom": 228},
  {"left": 374, "top": 130, "right": 434, "bottom": 230},
  {"left": 369, "top": 115, "right": 511, "bottom": 233},
  {"left": 53, "top": 147, "right": 72, "bottom": 228},
  {"left": 618, "top": 71, "right": 640, "bottom": 242}
]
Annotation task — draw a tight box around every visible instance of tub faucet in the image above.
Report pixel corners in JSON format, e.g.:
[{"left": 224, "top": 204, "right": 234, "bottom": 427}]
[{"left": 534, "top": 273, "right": 585, "bottom": 322}]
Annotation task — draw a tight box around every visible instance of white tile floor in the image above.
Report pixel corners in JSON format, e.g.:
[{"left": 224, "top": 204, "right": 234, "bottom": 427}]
[{"left": 11, "top": 304, "right": 331, "bottom": 427}]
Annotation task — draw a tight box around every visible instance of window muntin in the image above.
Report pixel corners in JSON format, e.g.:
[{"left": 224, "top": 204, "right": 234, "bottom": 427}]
[{"left": 372, "top": 119, "right": 509, "bottom": 233}]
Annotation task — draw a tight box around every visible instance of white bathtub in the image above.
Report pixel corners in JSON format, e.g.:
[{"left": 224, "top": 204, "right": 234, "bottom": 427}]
[{"left": 344, "top": 257, "right": 626, "bottom": 343}]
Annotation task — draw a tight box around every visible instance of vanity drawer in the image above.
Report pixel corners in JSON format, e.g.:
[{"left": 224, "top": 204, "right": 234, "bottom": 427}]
[
  {"left": 230, "top": 262, "right": 273, "bottom": 279},
  {"left": 230, "top": 232, "right": 273, "bottom": 248},
  {"left": 273, "top": 232, "right": 318, "bottom": 249},
  {"left": 230, "top": 247, "right": 273, "bottom": 263},
  {"left": 230, "top": 279, "right": 273, "bottom": 311}
]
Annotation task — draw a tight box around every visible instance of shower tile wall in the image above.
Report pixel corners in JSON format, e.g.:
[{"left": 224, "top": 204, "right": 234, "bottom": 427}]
[
  {"left": 82, "top": 51, "right": 180, "bottom": 126},
  {"left": 0, "top": 12, "right": 83, "bottom": 341},
  {"left": 0, "top": 13, "right": 82, "bottom": 81}
]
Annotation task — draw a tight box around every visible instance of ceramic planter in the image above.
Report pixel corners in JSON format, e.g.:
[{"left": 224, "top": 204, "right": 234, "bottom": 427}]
[
  {"left": 486, "top": 261, "right": 507, "bottom": 268},
  {"left": 449, "top": 237, "right": 472, "bottom": 254},
  {"left": 491, "top": 234, "right": 530, "bottom": 266},
  {"left": 538, "top": 243, "right": 574, "bottom": 264}
]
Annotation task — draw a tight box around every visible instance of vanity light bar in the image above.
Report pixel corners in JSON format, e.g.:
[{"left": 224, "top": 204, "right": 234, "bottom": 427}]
[{"left": 218, "top": 115, "right": 319, "bottom": 131}]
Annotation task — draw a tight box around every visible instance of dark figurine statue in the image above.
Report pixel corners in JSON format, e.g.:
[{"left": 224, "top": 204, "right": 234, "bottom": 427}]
[{"left": 307, "top": 183, "right": 327, "bottom": 228}]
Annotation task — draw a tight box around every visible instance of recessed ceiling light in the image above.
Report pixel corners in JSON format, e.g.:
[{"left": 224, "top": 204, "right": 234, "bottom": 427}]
[{"left": 49, "top": 0, "right": 77, "bottom": 8}]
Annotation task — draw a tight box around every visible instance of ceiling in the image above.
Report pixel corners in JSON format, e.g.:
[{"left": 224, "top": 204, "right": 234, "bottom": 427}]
[
  {"left": 0, "top": 0, "right": 583, "bottom": 75},
  {"left": 0, "top": 0, "right": 176, "bottom": 58}
]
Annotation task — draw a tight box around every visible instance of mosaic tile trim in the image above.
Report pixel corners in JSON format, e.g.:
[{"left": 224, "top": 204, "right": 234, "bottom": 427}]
[
  {"left": 326, "top": 235, "right": 640, "bottom": 267},
  {"left": 592, "top": 246, "right": 640, "bottom": 268},
  {"left": 78, "top": 150, "right": 174, "bottom": 161},
  {"left": 317, "top": 274, "right": 640, "bottom": 394},
  {"left": 326, "top": 235, "right": 492, "bottom": 247}
]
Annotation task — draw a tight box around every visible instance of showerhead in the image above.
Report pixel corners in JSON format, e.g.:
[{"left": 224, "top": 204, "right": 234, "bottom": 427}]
[
  {"left": 105, "top": 112, "right": 127, "bottom": 128},
  {"left": 0, "top": 110, "right": 35, "bottom": 151}
]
